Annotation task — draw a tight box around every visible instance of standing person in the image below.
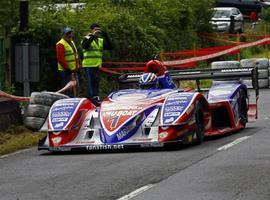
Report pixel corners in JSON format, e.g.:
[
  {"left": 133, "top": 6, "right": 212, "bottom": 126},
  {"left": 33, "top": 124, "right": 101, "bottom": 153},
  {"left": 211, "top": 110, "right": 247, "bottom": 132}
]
[
  {"left": 56, "top": 27, "right": 80, "bottom": 97},
  {"left": 81, "top": 23, "right": 112, "bottom": 104}
]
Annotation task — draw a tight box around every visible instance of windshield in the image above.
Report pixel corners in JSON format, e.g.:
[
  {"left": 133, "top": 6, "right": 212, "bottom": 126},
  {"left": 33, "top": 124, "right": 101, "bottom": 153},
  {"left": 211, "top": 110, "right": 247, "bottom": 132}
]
[{"left": 213, "top": 10, "right": 231, "bottom": 18}]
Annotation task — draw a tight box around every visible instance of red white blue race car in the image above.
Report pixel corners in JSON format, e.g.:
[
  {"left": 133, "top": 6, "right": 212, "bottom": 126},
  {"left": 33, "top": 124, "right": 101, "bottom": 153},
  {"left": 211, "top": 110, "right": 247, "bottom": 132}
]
[{"left": 38, "top": 62, "right": 259, "bottom": 152}]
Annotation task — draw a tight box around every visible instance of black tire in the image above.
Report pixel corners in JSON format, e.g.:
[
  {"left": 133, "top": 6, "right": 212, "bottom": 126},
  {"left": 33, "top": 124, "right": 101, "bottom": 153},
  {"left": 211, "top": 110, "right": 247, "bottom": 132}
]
[
  {"left": 258, "top": 69, "right": 269, "bottom": 79},
  {"left": 24, "top": 116, "right": 46, "bottom": 131},
  {"left": 30, "top": 92, "right": 68, "bottom": 106},
  {"left": 193, "top": 101, "right": 205, "bottom": 145},
  {"left": 240, "top": 58, "right": 269, "bottom": 69},
  {"left": 24, "top": 104, "right": 50, "bottom": 118},
  {"left": 211, "top": 61, "right": 240, "bottom": 83},
  {"left": 239, "top": 91, "right": 248, "bottom": 127}
]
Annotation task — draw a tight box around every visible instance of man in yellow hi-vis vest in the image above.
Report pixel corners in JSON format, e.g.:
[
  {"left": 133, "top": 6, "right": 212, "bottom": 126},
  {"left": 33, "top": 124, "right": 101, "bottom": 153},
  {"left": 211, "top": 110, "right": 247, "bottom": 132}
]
[
  {"left": 82, "top": 23, "right": 112, "bottom": 104},
  {"left": 56, "top": 27, "right": 80, "bottom": 97}
]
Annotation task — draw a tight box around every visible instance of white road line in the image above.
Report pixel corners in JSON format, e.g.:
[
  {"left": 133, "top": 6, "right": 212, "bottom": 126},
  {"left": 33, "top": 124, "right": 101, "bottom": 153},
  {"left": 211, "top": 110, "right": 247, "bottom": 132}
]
[
  {"left": 0, "top": 148, "right": 32, "bottom": 159},
  {"left": 117, "top": 184, "right": 155, "bottom": 200},
  {"left": 217, "top": 136, "right": 251, "bottom": 151}
]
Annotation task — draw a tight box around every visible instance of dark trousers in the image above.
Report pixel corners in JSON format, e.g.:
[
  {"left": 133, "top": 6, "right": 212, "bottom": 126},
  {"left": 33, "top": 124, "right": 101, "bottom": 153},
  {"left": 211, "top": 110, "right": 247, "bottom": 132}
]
[{"left": 84, "top": 67, "right": 100, "bottom": 99}]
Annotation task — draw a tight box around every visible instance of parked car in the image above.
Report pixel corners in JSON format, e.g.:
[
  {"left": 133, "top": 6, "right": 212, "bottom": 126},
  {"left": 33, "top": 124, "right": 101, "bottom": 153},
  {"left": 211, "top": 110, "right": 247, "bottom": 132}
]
[
  {"left": 211, "top": 7, "right": 244, "bottom": 33},
  {"left": 216, "top": 0, "right": 270, "bottom": 18},
  {"left": 260, "top": 0, "right": 270, "bottom": 6}
]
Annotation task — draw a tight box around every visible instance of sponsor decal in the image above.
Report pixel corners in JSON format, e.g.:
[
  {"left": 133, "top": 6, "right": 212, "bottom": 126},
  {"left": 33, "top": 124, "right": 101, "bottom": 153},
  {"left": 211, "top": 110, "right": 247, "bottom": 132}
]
[
  {"left": 116, "top": 125, "right": 134, "bottom": 140},
  {"left": 164, "top": 117, "right": 174, "bottom": 123},
  {"left": 164, "top": 106, "right": 183, "bottom": 112},
  {"left": 140, "top": 143, "right": 164, "bottom": 147},
  {"left": 101, "top": 103, "right": 149, "bottom": 132},
  {"left": 103, "top": 110, "right": 138, "bottom": 117},
  {"left": 49, "top": 147, "right": 71, "bottom": 151},
  {"left": 50, "top": 99, "right": 82, "bottom": 130},
  {"left": 162, "top": 93, "right": 195, "bottom": 124},
  {"left": 164, "top": 112, "right": 181, "bottom": 117},
  {"left": 55, "top": 122, "right": 64, "bottom": 128},
  {"left": 102, "top": 104, "right": 143, "bottom": 111},
  {"left": 52, "top": 118, "right": 69, "bottom": 123},
  {"left": 86, "top": 144, "right": 124, "bottom": 150},
  {"left": 52, "top": 137, "right": 62, "bottom": 144}
]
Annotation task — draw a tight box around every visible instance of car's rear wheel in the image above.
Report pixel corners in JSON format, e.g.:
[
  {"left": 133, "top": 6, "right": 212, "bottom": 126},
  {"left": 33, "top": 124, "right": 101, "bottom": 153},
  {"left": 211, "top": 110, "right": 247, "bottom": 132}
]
[
  {"left": 193, "top": 101, "right": 205, "bottom": 145},
  {"left": 240, "top": 91, "right": 248, "bottom": 127}
]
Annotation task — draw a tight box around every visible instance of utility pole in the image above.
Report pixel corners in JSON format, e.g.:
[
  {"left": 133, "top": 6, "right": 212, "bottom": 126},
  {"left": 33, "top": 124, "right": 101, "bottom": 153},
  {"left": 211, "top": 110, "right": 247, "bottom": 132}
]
[{"left": 19, "top": 0, "right": 30, "bottom": 97}]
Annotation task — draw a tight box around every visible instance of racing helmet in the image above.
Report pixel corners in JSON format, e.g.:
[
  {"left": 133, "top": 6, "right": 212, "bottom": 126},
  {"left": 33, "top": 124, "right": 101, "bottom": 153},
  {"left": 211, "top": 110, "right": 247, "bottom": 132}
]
[{"left": 139, "top": 73, "right": 158, "bottom": 89}]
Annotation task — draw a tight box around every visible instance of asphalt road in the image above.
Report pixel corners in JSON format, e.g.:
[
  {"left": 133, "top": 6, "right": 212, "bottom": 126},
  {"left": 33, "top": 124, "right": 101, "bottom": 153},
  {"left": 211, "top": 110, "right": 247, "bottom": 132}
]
[{"left": 0, "top": 89, "right": 269, "bottom": 200}]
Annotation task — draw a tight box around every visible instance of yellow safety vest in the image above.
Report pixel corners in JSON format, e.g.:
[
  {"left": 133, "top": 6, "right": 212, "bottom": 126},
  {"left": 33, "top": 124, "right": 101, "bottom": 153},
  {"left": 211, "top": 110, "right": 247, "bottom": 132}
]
[
  {"left": 56, "top": 38, "right": 78, "bottom": 71},
  {"left": 82, "top": 36, "right": 103, "bottom": 68}
]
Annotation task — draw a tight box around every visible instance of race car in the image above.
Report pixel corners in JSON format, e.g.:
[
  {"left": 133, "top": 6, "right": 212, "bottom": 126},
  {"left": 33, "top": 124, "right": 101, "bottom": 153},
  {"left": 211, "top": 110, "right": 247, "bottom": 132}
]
[{"left": 38, "top": 64, "right": 259, "bottom": 152}]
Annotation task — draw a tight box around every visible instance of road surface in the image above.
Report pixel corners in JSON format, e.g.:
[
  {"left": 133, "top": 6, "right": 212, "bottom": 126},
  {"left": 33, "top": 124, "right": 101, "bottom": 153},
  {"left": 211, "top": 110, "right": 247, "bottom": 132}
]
[{"left": 0, "top": 89, "right": 269, "bottom": 200}]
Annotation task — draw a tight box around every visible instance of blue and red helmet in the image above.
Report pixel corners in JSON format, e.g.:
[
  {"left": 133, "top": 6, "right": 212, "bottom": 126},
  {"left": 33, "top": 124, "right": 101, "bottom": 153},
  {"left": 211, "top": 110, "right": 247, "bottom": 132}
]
[{"left": 139, "top": 73, "right": 158, "bottom": 89}]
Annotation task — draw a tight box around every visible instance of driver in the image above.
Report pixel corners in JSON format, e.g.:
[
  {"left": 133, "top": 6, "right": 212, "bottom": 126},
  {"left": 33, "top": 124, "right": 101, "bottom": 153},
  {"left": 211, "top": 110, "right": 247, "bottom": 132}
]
[
  {"left": 145, "top": 60, "right": 176, "bottom": 89},
  {"left": 139, "top": 73, "right": 159, "bottom": 89}
]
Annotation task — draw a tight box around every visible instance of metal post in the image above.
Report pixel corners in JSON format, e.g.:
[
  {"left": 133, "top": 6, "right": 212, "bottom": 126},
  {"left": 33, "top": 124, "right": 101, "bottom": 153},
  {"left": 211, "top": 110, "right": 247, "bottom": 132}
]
[
  {"left": 229, "top": 16, "right": 235, "bottom": 34},
  {"left": 193, "top": 43, "right": 197, "bottom": 57},
  {"left": 264, "top": 23, "right": 269, "bottom": 59},
  {"left": 237, "top": 32, "right": 240, "bottom": 61},
  {"left": 19, "top": 0, "right": 29, "bottom": 32},
  {"left": 22, "top": 44, "right": 30, "bottom": 97}
]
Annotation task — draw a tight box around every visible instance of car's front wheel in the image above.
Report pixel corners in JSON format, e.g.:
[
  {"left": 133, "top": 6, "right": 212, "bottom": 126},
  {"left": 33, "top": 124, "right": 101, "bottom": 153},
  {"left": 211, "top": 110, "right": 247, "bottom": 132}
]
[
  {"left": 193, "top": 101, "right": 205, "bottom": 145},
  {"left": 240, "top": 91, "right": 248, "bottom": 127}
]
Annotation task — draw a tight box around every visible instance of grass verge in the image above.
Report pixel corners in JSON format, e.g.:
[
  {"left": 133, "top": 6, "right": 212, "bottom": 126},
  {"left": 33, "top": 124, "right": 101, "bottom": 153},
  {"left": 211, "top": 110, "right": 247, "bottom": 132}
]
[{"left": 0, "top": 125, "right": 46, "bottom": 156}]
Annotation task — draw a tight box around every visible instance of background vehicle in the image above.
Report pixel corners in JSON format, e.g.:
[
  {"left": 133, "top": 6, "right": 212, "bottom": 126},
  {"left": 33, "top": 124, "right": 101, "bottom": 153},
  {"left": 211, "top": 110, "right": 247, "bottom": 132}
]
[
  {"left": 260, "top": 0, "right": 270, "bottom": 6},
  {"left": 215, "top": 0, "right": 268, "bottom": 17},
  {"left": 211, "top": 7, "right": 244, "bottom": 33}
]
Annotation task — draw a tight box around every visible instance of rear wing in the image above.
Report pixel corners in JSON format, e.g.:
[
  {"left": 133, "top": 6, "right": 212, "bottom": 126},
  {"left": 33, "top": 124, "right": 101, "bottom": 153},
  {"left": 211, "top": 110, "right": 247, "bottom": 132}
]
[
  {"left": 119, "top": 67, "right": 259, "bottom": 121},
  {"left": 119, "top": 67, "right": 259, "bottom": 95}
]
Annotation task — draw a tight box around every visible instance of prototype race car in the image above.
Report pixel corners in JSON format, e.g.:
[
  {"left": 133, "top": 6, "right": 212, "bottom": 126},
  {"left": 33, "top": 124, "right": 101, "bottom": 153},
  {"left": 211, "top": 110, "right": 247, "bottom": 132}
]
[{"left": 38, "top": 65, "right": 259, "bottom": 152}]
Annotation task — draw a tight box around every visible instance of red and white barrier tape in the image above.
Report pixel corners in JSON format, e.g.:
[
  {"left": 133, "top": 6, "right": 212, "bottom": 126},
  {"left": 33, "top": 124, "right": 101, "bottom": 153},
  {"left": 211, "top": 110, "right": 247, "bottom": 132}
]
[{"left": 163, "top": 37, "right": 270, "bottom": 66}]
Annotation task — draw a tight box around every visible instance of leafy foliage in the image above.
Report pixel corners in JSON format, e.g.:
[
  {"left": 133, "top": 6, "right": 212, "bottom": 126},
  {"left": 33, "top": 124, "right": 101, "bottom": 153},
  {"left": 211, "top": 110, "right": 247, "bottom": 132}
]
[{"left": 12, "top": 0, "right": 214, "bottom": 96}]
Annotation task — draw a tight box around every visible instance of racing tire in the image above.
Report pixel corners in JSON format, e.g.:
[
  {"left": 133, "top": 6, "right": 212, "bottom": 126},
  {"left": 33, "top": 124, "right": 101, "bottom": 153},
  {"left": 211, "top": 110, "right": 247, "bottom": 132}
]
[
  {"left": 242, "top": 78, "right": 269, "bottom": 88},
  {"left": 239, "top": 91, "right": 248, "bottom": 127},
  {"left": 240, "top": 58, "right": 269, "bottom": 69},
  {"left": 24, "top": 116, "right": 46, "bottom": 131},
  {"left": 24, "top": 104, "right": 50, "bottom": 118},
  {"left": 241, "top": 79, "right": 253, "bottom": 88},
  {"left": 30, "top": 92, "right": 68, "bottom": 106},
  {"left": 258, "top": 79, "right": 269, "bottom": 88},
  {"left": 258, "top": 69, "right": 269, "bottom": 79},
  {"left": 211, "top": 61, "right": 240, "bottom": 82},
  {"left": 193, "top": 101, "right": 205, "bottom": 145},
  {"left": 211, "top": 61, "right": 240, "bottom": 69}
]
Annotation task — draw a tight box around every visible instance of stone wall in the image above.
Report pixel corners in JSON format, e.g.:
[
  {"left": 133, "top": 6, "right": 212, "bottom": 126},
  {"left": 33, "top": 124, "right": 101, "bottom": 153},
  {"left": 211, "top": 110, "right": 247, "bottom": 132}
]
[{"left": 0, "top": 100, "right": 22, "bottom": 131}]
